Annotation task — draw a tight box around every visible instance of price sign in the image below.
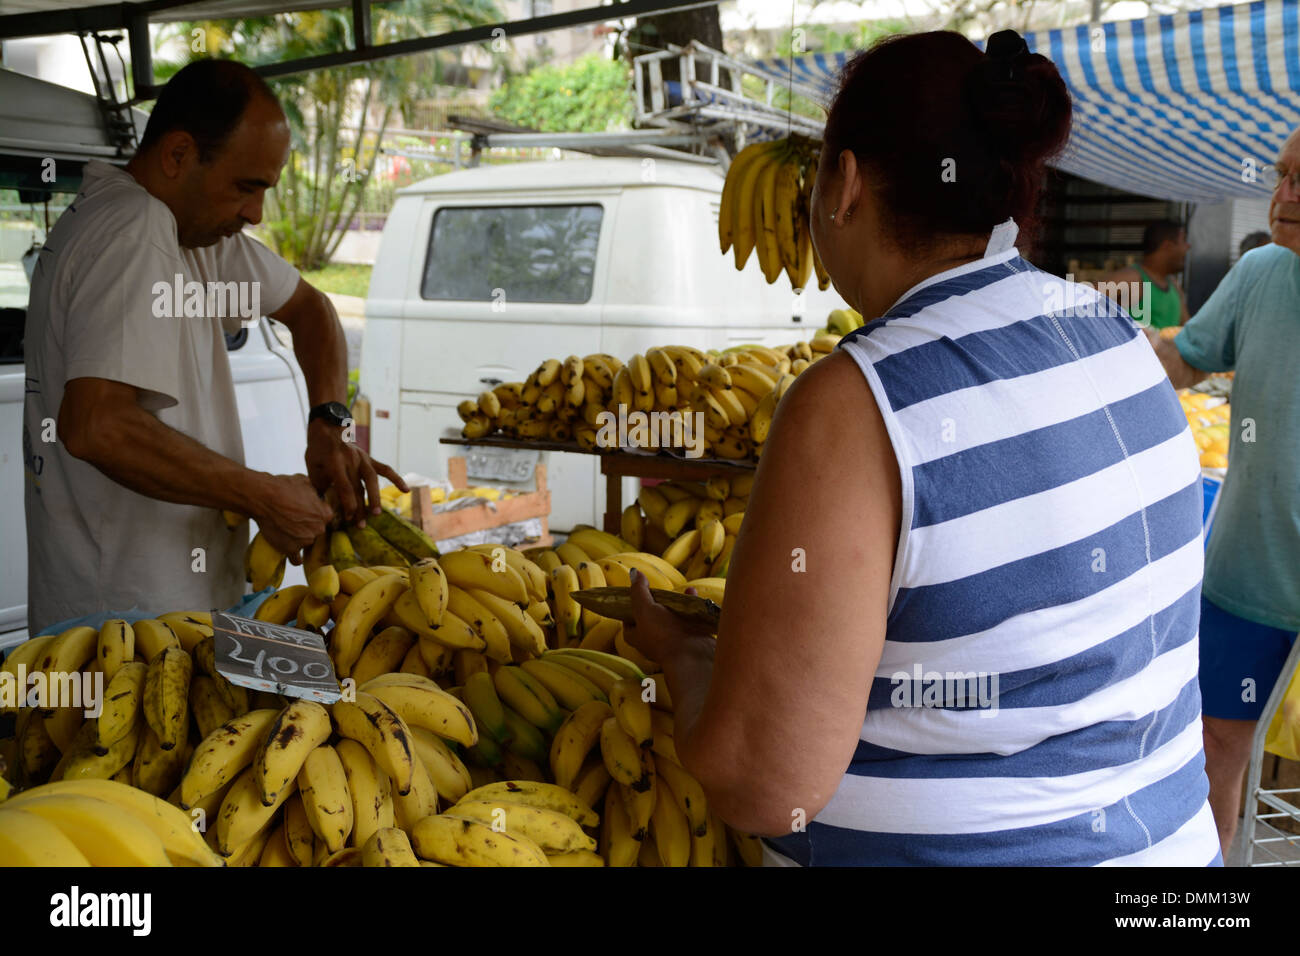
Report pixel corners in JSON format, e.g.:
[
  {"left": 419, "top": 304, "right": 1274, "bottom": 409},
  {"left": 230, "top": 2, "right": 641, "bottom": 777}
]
[{"left": 211, "top": 611, "right": 342, "bottom": 704}]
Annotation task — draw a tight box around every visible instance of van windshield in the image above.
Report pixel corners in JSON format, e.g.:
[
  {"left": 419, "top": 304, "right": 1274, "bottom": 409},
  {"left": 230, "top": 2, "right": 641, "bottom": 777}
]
[{"left": 420, "top": 203, "right": 602, "bottom": 304}]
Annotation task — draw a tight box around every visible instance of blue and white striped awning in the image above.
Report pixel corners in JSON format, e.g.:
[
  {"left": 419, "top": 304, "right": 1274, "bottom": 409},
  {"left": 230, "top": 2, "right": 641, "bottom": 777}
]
[{"left": 751, "top": 0, "right": 1300, "bottom": 204}]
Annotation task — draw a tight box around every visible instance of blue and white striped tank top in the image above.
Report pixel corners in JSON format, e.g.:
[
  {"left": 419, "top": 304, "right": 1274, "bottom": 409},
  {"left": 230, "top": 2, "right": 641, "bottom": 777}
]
[{"left": 765, "top": 247, "right": 1222, "bottom": 866}]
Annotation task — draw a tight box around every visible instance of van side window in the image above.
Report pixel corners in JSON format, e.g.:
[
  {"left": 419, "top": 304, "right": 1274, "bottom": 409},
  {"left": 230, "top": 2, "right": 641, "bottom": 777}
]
[{"left": 421, "top": 204, "right": 602, "bottom": 304}]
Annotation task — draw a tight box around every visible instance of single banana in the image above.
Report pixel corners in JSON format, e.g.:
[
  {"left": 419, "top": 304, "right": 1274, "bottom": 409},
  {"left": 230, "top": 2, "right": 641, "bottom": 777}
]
[
  {"left": 578, "top": 617, "right": 622, "bottom": 653},
  {"left": 609, "top": 677, "right": 653, "bottom": 749},
  {"left": 132, "top": 726, "right": 189, "bottom": 797},
  {"left": 362, "top": 826, "right": 422, "bottom": 867},
  {"left": 389, "top": 591, "right": 485, "bottom": 653},
  {"left": 296, "top": 744, "right": 353, "bottom": 854},
  {"left": 131, "top": 619, "right": 181, "bottom": 663},
  {"left": 602, "top": 786, "right": 640, "bottom": 867},
  {"left": 253, "top": 700, "right": 333, "bottom": 806},
  {"left": 363, "top": 676, "right": 478, "bottom": 747},
  {"left": 94, "top": 660, "right": 146, "bottom": 751},
  {"left": 662, "top": 528, "right": 702, "bottom": 569},
  {"left": 655, "top": 753, "right": 709, "bottom": 837},
  {"left": 445, "top": 800, "right": 596, "bottom": 853},
  {"left": 215, "top": 764, "right": 297, "bottom": 855},
  {"left": 573, "top": 757, "right": 612, "bottom": 812},
  {"left": 502, "top": 705, "right": 549, "bottom": 764},
  {"left": 601, "top": 716, "right": 650, "bottom": 791},
  {"left": 331, "top": 573, "right": 408, "bottom": 678},
  {"left": 549, "top": 700, "right": 613, "bottom": 791},
  {"left": 772, "top": 158, "right": 802, "bottom": 279},
  {"left": 156, "top": 612, "right": 212, "bottom": 653},
  {"left": 649, "top": 775, "right": 692, "bottom": 866},
  {"left": 346, "top": 523, "right": 410, "bottom": 567},
  {"left": 462, "top": 671, "right": 510, "bottom": 745},
  {"left": 0, "top": 807, "right": 93, "bottom": 866},
  {"left": 142, "top": 646, "right": 191, "bottom": 750},
  {"left": 349, "top": 626, "right": 416, "bottom": 687},
  {"left": 409, "top": 726, "right": 473, "bottom": 804},
  {"left": 546, "top": 647, "right": 646, "bottom": 682},
  {"left": 281, "top": 792, "right": 316, "bottom": 866},
  {"left": 392, "top": 757, "right": 440, "bottom": 834},
  {"left": 334, "top": 738, "right": 393, "bottom": 849},
  {"left": 330, "top": 692, "right": 416, "bottom": 796},
  {"left": 253, "top": 585, "right": 309, "bottom": 625},
  {"left": 730, "top": 141, "right": 779, "bottom": 270},
  {"left": 63, "top": 721, "right": 140, "bottom": 782},
  {"left": 467, "top": 588, "right": 547, "bottom": 656},
  {"left": 620, "top": 505, "right": 645, "bottom": 552},
  {"left": 409, "top": 813, "right": 548, "bottom": 867},
  {"left": 307, "top": 565, "right": 340, "bottom": 604},
  {"left": 620, "top": 766, "right": 657, "bottom": 842},
  {"left": 550, "top": 564, "right": 582, "bottom": 643},
  {"left": 95, "top": 619, "right": 134, "bottom": 682},
  {"left": 369, "top": 508, "right": 440, "bottom": 561},
  {"left": 753, "top": 152, "right": 784, "bottom": 284},
  {"left": 447, "top": 587, "right": 512, "bottom": 662},
  {"left": 466, "top": 545, "right": 548, "bottom": 603},
  {"left": 455, "top": 779, "right": 599, "bottom": 827},
  {"left": 246, "top": 532, "right": 287, "bottom": 591},
  {"left": 179, "top": 708, "right": 280, "bottom": 810}
]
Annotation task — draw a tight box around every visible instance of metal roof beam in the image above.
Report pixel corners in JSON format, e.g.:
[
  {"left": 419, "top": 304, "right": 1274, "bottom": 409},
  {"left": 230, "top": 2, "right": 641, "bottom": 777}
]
[{"left": 254, "top": 0, "right": 722, "bottom": 78}]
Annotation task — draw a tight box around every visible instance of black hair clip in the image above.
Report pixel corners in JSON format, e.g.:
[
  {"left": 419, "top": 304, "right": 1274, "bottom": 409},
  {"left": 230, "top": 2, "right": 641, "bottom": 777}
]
[{"left": 985, "top": 29, "right": 1030, "bottom": 80}]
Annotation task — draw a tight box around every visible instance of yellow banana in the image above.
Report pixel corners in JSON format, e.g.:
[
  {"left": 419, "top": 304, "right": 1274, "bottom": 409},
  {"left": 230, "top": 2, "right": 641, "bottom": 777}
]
[
  {"left": 573, "top": 757, "right": 612, "bottom": 811},
  {"left": 253, "top": 585, "right": 309, "bottom": 625},
  {"left": 308, "top": 565, "right": 340, "bottom": 603},
  {"left": 246, "top": 531, "right": 287, "bottom": 592},
  {"left": 655, "top": 753, "right": 709, "bottom": 837},
  {"left": 601, "top": 716, "right": 650, "bottom": 790},
  {"left": 179, "top": 708, "right": 280, "bottom": 810},
  {"left": 409, "top": 813, "right": 548, "bottom": 867},
  {"left": 142, "top": 646, "right": 191, "bottom": 750},
  {"left": 453, "top": 779, "right": 598, "bottom": 826},
  {"left": 437, "top": 550, "right": 528, "bottom": 604},
  {"left": 335, "top": 737, "right": 393, "bottom": 849},
  {"left": 409, "top": 557, "right": 449, "bottom": 627},
  {"left": 363, "top": 676, "right": 478, "bottom": 747},
  {"left": 349, "top": 626, "right": 416, "bottom": 687},
  {"left": 362, "top": 826, "right": 421, "bottom": 867},
  {"left": 95, "top": 619, "right": 134, "bottom": 681},
  {"left": 330, "top": 692, "right": 416, "bottom": 796},
  {"left": 468, "top": 588, "right": 547, "bottom": 656},
  {"left": 446, "top": 587, "right": 512, "bottom": 663},
  {"left": 602, "top": 785, "right": 640, "bottom": 866},
  {"left": 493, "top": 666, "right": 565, "bottom": 733},
  {"left": 549, "top": 699, "right": 613, "bottom": 791},
  {"left": 446, "top": 800, "right": 596, "bottom": 853},
  {"left": 253, "top": 700, "right": 332, "bottom": 806},
  {"left": 281, "top": 791, "right": 317, "bottom": 866},
  {"left": 521, "top": 658, "right": 605, "bottom": 709},
  {"left": 296, "top": 744, "right": 353, "bottom": 854},
  {"left": 331, "top": 573, "right": 408, "bottom": 678},
  {"left": 409, "top": 726, "right": 473, "bottom": 804},
  {"left": 550, "top": 564, "right": 582, "bottom": 643}
]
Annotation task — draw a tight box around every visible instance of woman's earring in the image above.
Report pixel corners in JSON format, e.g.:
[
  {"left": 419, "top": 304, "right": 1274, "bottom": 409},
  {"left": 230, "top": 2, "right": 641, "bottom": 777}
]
[{"left": 830, "top": 207, "right": 838, "bottom": 221}]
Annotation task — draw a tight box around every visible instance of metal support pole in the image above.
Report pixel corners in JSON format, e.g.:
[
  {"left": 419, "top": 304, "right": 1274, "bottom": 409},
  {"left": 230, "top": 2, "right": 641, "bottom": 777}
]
[{"left": 352, "top": 0, "right": 372, "bottom": 51}]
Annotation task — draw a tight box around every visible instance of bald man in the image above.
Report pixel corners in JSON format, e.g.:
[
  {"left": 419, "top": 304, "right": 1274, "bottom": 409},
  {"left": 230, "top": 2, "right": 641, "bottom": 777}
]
[
  {"left": 1145, "top": 127, "right": 1300, "bottom": 858},
  {"left": 23, "top": 59, "right": 404, "bottom": 632}
]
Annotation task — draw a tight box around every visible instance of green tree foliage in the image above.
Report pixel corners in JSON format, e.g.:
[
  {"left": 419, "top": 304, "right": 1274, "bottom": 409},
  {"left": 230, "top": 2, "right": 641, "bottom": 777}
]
[{"left": 488, "top": 55, "right": 632, "bottom": 133}]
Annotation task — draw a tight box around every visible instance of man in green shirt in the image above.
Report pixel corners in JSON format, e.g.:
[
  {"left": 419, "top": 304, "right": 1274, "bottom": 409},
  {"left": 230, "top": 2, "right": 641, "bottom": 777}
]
[
  {"left": 1145, "top": 128, "right": 1300, "bottom": 858},
  {"left": 1111, "top": 220, "right": 1190, "bottom": 329}
]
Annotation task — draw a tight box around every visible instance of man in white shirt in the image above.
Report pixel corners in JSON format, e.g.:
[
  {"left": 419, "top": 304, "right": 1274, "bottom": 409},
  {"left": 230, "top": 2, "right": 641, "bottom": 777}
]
[{"left": 23, "top": 59, "right": 404, "bottom": 632}]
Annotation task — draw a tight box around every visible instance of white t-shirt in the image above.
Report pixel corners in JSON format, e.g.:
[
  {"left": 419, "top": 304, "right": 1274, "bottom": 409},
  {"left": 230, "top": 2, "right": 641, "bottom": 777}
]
[{"left": 23, "top": 161, "right": 300, "bottom": 633}]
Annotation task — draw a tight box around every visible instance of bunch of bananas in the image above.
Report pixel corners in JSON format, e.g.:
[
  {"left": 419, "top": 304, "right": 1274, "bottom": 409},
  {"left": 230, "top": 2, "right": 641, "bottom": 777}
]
[
  {"left": 457, "top": 327, "right": 848, "bottom": 462},
  {"left": 616, "top": 476, "right": 751, "bottom": 578},
  {"left": 241, "top": 503, "right": 441, "bottom": 592},
  {"left": 1, "top": 533, "right": 762, "bottom": 866},
  {"left": 718, "top": 134, "right": 827, "bottom": 289},
  {"left": 378, "top": 484, "right": 515, "bottom": 521},
  {"left": 0, "top": 778, "right": 221, "bottom": 866}
]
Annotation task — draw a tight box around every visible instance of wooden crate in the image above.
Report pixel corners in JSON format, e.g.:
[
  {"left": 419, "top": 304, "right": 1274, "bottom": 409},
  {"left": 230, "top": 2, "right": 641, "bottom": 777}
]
[{"left": 409, "top": 456, "right": 552, "bottom": 546}]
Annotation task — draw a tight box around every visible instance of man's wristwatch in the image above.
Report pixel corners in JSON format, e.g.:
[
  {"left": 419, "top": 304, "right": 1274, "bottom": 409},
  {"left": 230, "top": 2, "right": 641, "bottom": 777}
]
[{"left": 308, "top": 401, "right": 351, "bottom": 427}]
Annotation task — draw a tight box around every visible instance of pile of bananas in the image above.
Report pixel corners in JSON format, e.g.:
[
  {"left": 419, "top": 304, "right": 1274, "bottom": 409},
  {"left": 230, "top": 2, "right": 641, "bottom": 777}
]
[
  {"left": 718, "top": 134, "right": 826, "bottom": 289},
  {"left": 379, "top": 484, "right": 515, "bottom": 521},
  {"left": 1179, "top": 389, "right": 1232, "bottom": 470},
  {"left": 0, "top": 527, "right": 760, "bottom": 867},
  {"left": 614, "top": 476, "right": 751, "bottom": 579},
  {"left": 457, "top": 331, "right": 845, "bottom": 461}
]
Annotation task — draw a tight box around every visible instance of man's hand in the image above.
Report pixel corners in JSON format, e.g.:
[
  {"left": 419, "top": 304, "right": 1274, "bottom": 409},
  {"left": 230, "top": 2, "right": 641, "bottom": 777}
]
[
  {"left": 249, "top": 473, "right": 335, "bottom": 561},
  {"left": 305, "top": 418, "right": 408, "bottom": 525}
]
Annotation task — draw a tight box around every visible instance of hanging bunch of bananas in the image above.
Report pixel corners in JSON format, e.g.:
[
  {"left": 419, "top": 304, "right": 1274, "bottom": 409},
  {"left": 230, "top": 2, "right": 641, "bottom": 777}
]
[
  {"left": 1, "top": 534, "right": 764, "bottom": 866},
  {"left": 719, "top": 134, "right": 828, "bottom": 290}
]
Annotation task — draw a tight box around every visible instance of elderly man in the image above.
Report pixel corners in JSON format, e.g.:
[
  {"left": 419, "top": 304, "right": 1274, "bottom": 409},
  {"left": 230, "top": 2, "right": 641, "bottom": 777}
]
[
  {"left": 23, "top": 59, "right": 404, "bottom": 632},
  {"left": 1145, "top": 129, "right": 1300, "bottom": 858}
]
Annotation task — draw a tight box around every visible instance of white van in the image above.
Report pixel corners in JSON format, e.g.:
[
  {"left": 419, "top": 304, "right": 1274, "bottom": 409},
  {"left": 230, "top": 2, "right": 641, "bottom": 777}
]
[
  {"left": 361, "top": 156, "right": 849, "bottom": 531},
  {"left": 0, "top": 69, "right": 311, "bottom": 649}
]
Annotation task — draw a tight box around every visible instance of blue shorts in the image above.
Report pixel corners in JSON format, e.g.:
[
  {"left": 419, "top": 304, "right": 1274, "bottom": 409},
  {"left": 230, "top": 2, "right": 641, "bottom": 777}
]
[{"left": 1198, "top": 596, "right": 1298, "bottom": 721}]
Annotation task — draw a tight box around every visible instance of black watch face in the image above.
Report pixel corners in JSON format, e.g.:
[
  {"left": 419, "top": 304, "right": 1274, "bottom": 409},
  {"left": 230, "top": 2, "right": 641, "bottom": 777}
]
[{"left": 316, "top": 401, "right": 349, "bottom": 425}]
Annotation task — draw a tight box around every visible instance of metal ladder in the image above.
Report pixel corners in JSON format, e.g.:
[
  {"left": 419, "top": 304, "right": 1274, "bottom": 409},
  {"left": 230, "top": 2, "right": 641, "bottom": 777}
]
[
  {"left": 632, "top": 40, "right": 827, "bottom": 156},
  {"left": 1240, "top": 634, "right": 1300, "bottom": 865}
]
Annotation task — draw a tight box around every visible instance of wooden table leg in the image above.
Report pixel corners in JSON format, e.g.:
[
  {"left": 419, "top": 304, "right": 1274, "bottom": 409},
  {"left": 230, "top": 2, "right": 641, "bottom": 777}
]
[{"left": 603, "top": 466, "right": 622, "bottom": 535}]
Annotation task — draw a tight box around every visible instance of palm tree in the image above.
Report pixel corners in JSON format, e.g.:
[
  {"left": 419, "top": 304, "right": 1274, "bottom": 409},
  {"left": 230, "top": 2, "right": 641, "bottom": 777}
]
[{"left": 155, "top": 0, "right": 503, "bottom": 269}]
